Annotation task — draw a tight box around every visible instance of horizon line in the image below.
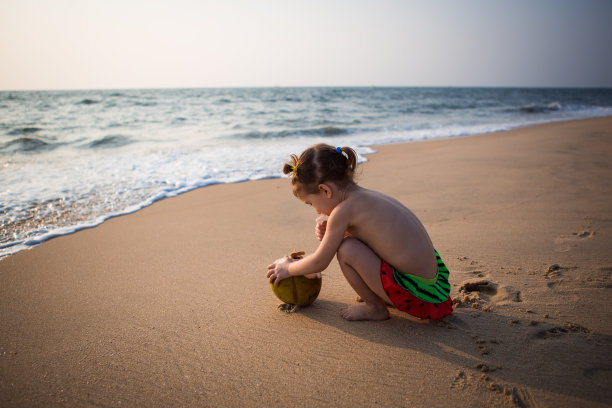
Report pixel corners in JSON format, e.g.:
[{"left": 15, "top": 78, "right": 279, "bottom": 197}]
[{"left": 3, "top": 84, "right": 612, "bottom": 92}]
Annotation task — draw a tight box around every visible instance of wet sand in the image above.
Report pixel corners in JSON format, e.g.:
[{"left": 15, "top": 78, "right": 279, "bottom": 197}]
[{"left": 1, "top": 117, "right": 611, "bottom": 407}]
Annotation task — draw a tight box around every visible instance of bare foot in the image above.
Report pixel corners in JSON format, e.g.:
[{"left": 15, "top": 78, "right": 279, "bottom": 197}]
[
  {"left": 340, "top": 303, "right": 389, "bottom": 321},
  {"left": 356, "top": 295, "right": 393, "bottom": 307}
]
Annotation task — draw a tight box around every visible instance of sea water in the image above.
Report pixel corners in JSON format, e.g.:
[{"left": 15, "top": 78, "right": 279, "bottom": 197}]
[{"left": 2, "top": 87, "right": 612, "bottom": 258}]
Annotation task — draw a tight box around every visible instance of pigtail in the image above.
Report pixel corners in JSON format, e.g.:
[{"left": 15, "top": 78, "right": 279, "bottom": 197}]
[
  {"left": 283, "top": 154, "right": 300, "bottom": 182},
  {"left": 282, "top": 162, "right": 294, "bottom": 175},
  {"left": 339, "top": 146, "right": 357, "bottom": 175}
]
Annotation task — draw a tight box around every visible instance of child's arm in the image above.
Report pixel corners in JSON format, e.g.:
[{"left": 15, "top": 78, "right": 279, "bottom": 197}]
[
  {"left": 267, "top": 206, "right": 349, "bottom": 285},
  {"left": 315, "top": 217, "right": 350, "bottom": 242}
]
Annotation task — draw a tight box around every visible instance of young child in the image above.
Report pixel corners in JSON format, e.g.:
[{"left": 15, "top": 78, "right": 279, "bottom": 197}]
[{"left": 266, "top": 144, "right": 453, "bottom": 321}]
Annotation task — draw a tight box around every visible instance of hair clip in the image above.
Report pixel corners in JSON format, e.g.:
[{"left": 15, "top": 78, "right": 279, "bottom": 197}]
[{"left": 291, "top": 165, "right": 298, "bottom": 174}]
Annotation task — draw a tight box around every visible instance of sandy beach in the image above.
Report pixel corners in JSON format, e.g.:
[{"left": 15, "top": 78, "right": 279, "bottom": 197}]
[{"left": 1, "top": 117, "right": 611, "bottom": 407}]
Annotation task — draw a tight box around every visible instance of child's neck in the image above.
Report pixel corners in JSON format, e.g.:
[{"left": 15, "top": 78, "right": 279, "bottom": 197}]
[{"left": 337, "top": 183, "right": 358, "bottom": 203}]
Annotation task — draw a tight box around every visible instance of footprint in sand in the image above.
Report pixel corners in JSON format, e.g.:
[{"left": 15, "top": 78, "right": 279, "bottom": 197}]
[
  {"left": 453, "top": 279, "right": 521, "bottom": 311},
  {"left": 544, "top": 264, "right": 562, "bottom": 278},
  {"left": 575, "top": 230, "right": 595, "bottom": 239},
  {"left": 469, "top": 363, "right": 529, "bottom": 406},
  {"left": 543, "top": 264, "right": 578, "bottom": 288},
  {"left": 554, "top": 219, "right": 596, "bottom": 252},
  {"left": 544, "top": 264, "right": 563, "bottom": 288},
  {"left": 450, "top": 370, "right": 469, "bottom": 390},
  {"left": 480, "top": 376, "right": 528, "bottom": 407},
  {"left": 533, "top": 322, "right": 591, "bottom": 339},
  {"left": 472, "top": 336, "right": 501, "bottom": 356}
]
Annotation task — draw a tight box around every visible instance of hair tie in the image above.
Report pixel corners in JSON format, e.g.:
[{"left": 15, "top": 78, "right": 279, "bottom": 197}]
[{"left": 336, "top": 146, "right": 349, "bottom": 159}]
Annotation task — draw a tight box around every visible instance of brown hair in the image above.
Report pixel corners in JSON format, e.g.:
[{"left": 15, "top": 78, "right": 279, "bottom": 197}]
[{"left": 282, "top": 144, "right": 358, "bottom": 195}]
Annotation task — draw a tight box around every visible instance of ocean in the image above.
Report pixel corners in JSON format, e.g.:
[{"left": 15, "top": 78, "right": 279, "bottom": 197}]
[{"left": 2, "top": 87, "right": 612, "bottom": 258}]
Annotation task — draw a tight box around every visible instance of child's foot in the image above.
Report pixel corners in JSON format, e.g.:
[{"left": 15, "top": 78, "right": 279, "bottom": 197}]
[
  {"left": 340, "top": 303, "right": 389, "bottom": 321},
  {"left": 356, "top": 295, "right": 394, "bottom": 307}
]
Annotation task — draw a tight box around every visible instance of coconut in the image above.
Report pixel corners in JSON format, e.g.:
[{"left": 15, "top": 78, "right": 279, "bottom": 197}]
[{"left": 270, "top": 250, "right": 322, "bottom": 311}]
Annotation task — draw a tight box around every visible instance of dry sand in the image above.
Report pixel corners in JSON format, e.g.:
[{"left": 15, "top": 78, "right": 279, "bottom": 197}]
[{"left": 1, "top": 117, "right": 611, "bottom": 407}]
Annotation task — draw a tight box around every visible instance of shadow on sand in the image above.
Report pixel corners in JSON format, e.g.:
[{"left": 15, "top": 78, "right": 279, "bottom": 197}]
[{"left": 297, "top": 299, "right": 612, "bottom": 406}]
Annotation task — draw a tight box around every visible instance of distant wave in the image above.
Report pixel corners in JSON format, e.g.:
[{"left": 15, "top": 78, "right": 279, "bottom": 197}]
[
  {"left": 6, "top": 127, "right": 43, "bottom": 136},
  {"left": 1, "top": 137, "right": 58, "bottom": 153},
  {"left": 236, "top": 126, "right": 351, "bottom": 140},
  {"left": 422, "top": 101, "right": 480, "bottom": 111},
  {"left": 132, "top": 101, "right": 157, "bottom": 107},
  {"left": 77, "top": 98, "right": 100, "bottom": 105},
  {"left": 520, "top": 102, "right": 562, "bottom": 113},
  {"left": 2, "top": 93, "right": 22, "bottom": 101},
  {"left": 87, "top": 134, "right": 133, "bottom": 149}
]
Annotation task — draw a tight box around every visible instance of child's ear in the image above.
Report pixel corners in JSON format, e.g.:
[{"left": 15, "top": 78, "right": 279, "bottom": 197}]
[{"left": 318, "top": 184, "right": 332, "bottom": 198}]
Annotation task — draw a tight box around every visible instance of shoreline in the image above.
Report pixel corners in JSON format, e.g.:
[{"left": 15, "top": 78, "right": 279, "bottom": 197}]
[
  {"left": 1, "top": 117, "right": 611, "bottom": 406},
  {"left": 3, "top": 115, "right": 610, "bottom": 261}
]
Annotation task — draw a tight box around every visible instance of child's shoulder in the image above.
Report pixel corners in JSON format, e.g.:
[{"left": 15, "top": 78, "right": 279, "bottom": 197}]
[
  {"left": 347, "top": 187, "right": 408, "bottom": 214},
  {"left": 341, "top": 187, "right": 385, "bottom": 211},
  {"left": 350, "top": 187, "right": 390, "bottom": 203}
]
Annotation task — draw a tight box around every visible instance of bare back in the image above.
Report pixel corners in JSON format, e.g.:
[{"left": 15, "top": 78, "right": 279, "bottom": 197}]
[{"left": 337, "top": 186, "right": 437, "bottom": 279}]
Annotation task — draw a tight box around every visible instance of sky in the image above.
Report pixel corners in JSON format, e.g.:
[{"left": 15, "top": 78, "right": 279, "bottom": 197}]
[{"left": 1, "top": 0, "right": 611, "bottom": 90}]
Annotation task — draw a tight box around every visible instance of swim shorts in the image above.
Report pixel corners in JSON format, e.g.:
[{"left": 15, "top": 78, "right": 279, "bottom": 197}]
[{"left": 380, "top": 250, "right": 453, "bottom": 320}]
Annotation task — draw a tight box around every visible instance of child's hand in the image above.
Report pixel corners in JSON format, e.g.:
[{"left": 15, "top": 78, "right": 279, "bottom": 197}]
[
  {"left": 266, "top": 256, "right": 292, "bottom": 286},
  {"left": 315, "top": 216, "right": 327, "bottom": 241}
]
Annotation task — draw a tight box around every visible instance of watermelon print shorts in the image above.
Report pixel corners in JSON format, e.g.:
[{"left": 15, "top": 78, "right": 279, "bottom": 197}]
[{"left": 380, "top": 250, "right": 453, "bottom": 320}]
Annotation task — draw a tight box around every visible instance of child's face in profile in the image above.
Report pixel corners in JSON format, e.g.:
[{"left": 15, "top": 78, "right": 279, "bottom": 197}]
[{"left": 298, "top": 189, "right": 333, "bottom": 216}]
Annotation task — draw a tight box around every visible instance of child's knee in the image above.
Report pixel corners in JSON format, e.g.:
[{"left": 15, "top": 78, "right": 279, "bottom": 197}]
[{"left": 337, "top": 237, "right": 361, "bottom": 263}]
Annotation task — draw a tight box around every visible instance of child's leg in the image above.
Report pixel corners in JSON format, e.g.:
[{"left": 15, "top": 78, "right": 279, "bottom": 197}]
[{"left": 336, "top": 237, "right": 391, "bottom": 321}]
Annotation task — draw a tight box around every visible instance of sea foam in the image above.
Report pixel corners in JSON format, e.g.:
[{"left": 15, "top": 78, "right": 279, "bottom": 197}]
[{"left": 2, "top": 87, "right": 612, "bottom": 258}]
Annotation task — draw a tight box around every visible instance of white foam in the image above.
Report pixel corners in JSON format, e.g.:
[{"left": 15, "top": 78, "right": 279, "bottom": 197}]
[{"left": 2, "top": 88, "right": 612, "bottom": 259}]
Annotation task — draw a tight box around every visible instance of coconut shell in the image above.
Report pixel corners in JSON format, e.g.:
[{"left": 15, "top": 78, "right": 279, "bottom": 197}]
[
  {"left": 270, "top": 275, "right": 322, "bottom": 306},
  {"left": 270, "top": 249, "right": 321, "bottom": 306}
]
